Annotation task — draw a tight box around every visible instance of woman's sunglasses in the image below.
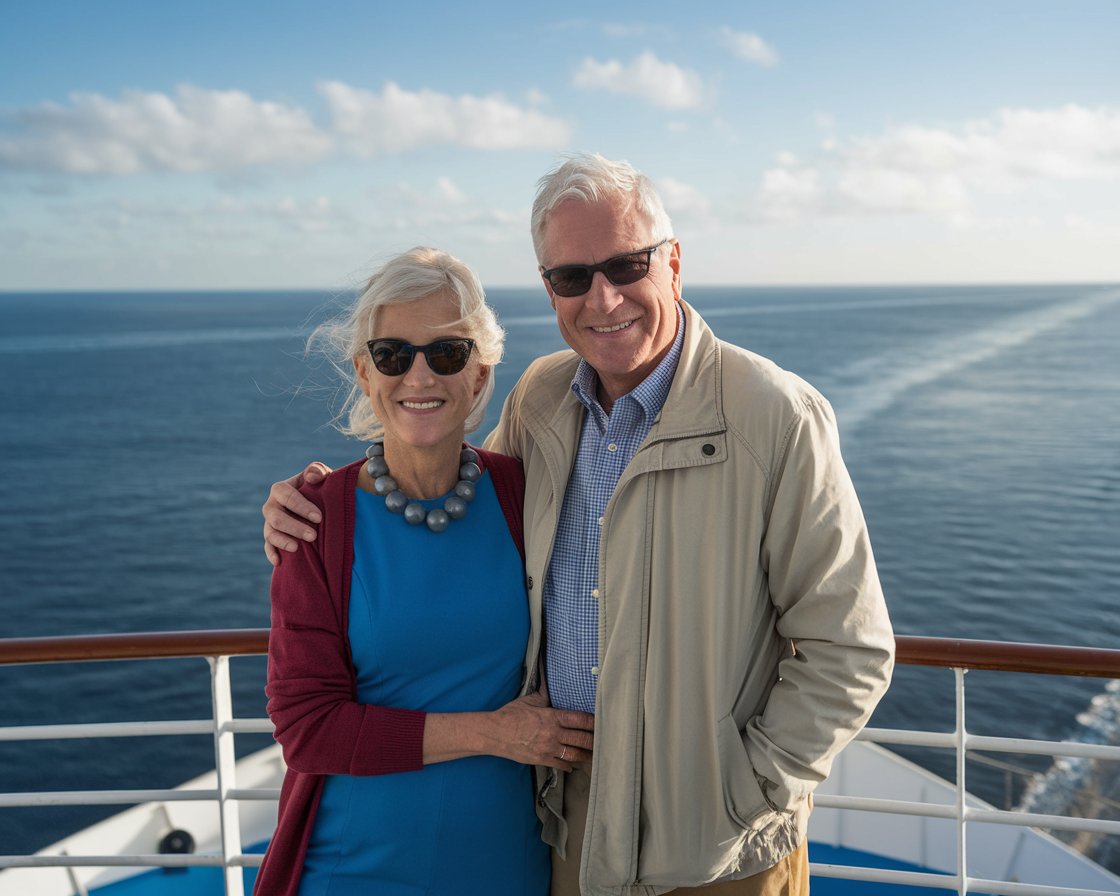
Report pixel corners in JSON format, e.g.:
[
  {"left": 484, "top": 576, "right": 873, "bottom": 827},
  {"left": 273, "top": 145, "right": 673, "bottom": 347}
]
[
  {"left": 366, "top": 338, "right": 476, "bottom": 377},
  {"left": 539, "top": 239, "right": 670, "bottom": 298}
]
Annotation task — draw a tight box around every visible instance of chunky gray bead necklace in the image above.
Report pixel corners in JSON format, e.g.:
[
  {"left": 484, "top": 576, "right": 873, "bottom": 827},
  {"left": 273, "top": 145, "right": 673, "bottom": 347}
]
[{"left": 365, "top": 442, "right": 482, "bottom": 533}]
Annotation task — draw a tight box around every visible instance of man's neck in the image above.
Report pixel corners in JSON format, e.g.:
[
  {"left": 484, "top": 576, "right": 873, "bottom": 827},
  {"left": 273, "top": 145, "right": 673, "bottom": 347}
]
[{"left": 595, "top": 381, "right": 616, "bottom": 415}]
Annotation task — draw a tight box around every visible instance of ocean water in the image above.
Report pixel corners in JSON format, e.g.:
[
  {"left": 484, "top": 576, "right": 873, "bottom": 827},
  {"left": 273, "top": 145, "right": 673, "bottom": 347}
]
[{"left": 1, "top": 284, "right": 1118, "bottom": 859}]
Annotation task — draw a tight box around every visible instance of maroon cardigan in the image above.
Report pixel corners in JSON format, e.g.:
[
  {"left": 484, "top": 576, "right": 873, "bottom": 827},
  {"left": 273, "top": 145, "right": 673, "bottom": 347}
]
[{"left": 254, "top": 448, "right": 526, "bottom": 896}]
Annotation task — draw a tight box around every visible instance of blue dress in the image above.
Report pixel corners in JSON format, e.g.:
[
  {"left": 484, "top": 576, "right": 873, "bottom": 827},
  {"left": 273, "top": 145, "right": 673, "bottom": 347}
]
[{"left": 297, "top": 474, "right": 550, "bottom": 896}]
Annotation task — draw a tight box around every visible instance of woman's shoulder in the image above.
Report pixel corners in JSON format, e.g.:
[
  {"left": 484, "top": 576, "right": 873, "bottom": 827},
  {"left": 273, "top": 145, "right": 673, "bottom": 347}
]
[
  {"left": 298, "top": 458, "right": 364, "bottom": 512},
  {"left": 473, "top": 445, "right": 522, "bottom": 472}
]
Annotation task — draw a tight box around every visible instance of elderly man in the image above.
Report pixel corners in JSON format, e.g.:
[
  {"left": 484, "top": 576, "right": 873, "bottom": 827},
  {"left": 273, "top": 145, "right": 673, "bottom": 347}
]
[{"left": 263, "top": 153, "right": 894, "bottom": 895}]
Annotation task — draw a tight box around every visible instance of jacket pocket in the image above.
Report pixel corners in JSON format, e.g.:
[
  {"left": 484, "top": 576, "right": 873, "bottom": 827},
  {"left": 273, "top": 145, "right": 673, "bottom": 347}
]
[{"left": 717, "top": 713, "right": 773, "bottom": 830}]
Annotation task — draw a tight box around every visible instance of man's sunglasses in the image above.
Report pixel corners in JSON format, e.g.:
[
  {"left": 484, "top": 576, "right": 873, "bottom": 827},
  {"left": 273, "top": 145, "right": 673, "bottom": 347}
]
[
  {"left": 540, "top": 239, "right": 670, "bottom": 298},
  {"left": 366, "top": 338, "right": 476, "bottom": 377}
]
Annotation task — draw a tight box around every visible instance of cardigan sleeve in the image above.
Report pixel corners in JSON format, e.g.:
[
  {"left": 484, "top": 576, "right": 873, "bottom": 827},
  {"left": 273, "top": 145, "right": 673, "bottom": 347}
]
[{"left": 265, "top": 475, "right": 426, "bottom": 776}]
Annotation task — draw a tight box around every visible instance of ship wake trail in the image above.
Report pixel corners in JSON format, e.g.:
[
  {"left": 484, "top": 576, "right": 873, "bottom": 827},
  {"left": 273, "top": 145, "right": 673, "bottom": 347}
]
[
  {"left": 825, "top": 287, "right": 1120, "bottom": 437},
  {"left": 1018, "top": 678, "right": 1120, "bottom": 872}
]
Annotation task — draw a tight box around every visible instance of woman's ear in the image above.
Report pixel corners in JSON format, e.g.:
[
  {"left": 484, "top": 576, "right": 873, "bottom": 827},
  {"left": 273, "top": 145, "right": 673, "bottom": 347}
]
[
  {"left": 474, "top": 364, "right": 491, "bottom": 398},
  {"left": 353, "top": 355, "right": 372, "bottom": 396}
]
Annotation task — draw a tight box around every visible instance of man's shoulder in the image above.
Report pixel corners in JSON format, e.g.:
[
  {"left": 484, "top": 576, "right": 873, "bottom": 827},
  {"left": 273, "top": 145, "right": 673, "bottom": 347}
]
[
  {"left": 683, "top": 302, "right": 823, "bottom": 413},
  {"left": 512, "top": 349, "right": 581, "bottom": 400},
  {"left": 522, "top": 348, "right": 581, "bottom": 380},
  {"left": 715, "top": 338, "right": 826, "bottom": 415}
]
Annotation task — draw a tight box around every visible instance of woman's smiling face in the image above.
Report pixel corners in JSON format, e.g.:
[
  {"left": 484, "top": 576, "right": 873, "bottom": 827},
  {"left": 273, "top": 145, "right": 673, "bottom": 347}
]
[{"left": 354, "top": 291, "right": 488, "bottom": 455}]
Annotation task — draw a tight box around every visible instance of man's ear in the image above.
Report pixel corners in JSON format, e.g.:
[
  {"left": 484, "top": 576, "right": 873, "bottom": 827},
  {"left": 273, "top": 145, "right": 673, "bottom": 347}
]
[{"left": 669, "top": 240, "right": 682, "bottom": 301}]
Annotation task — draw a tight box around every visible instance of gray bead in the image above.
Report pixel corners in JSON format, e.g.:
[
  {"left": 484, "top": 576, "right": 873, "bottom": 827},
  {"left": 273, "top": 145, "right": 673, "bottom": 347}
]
[
  {"left": 373, "top": 474, "right": 398, "bottom": 496},
  {"left": 385, "top": 490, "right": 408, "bottom": 513},
  {"left": 367, "top": 456, "right": 389, "bottom": 477},
  {"left": 403, "top": 502, "right": 427, "bottom": 525},
  {"left": 460, "top": 447, "right": 479, "bottom": 465},
  {"left": 426, "top": 509, "right": 450, "bottom": 532},
  {"left": 365, "top": 443, "right": 384, "bottom": 459},
  {"left": 444, "top": 495, "right": 468, "bottom": 519},
  {"left": 459, "top": 461, "right": 482, "bottom": 482},
  {"left": 454, "top": 480, "right": 476, "bottom": 501}
]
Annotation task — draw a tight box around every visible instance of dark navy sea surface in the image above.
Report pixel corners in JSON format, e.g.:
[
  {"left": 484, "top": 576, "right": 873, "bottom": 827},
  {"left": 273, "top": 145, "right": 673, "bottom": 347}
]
[{"left": 1, "top": 284, "right": 1119, "bottom": 859}]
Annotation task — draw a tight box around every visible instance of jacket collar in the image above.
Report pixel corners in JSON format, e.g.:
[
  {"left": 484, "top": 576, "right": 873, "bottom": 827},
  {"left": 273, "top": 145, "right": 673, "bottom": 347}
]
[
  {"left": 529, "top": 300, "right": 727, "bottom": 456},
  {"left": 651, "top": 299, "right": 726, "bottom": 440}
]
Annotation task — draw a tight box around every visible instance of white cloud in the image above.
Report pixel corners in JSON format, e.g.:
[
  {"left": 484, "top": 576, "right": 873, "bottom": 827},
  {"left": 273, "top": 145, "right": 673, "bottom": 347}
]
[
  {"left": 0, "top": 86, "right": 333, "bottom": 175},
  {"left": 572, "top": 52, "right": 705, "bottom": 109},
  {"left": 757, "top": 165, "right": 821, "bottom": 220},
  {"left": 984, "top": 105, "right": 1120, "bottom": 180},
  {"left": 719, "top": 27, "right": 779, "bottom": 67},
  {"left": 813, "top": 112, "right": 836, "bottom": 132},
  {"left": 756, "top": 104, "right": 1120, "bottom": 221},
  {"left": 319, "top": 80, "right": 570, "bottom": 154},
  {"left": 603, "top": 23, "right": 653, "bottom": 39},
  {"left": 436, "top": 176, "right": 467, "bottom": 204},
  {"left": 836, "top": 167, "right": 970, "bottom": 215},
  {"left": 655, "top": 177, "right": 714, "bottom": 223},
  {"left": 258, "top": 195, "right": 342, "bottom": 233}
]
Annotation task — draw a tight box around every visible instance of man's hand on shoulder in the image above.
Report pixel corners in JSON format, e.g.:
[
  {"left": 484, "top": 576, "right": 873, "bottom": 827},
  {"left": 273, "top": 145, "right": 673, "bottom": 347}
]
[{"left": 262, "top": 462, "right": 332, "bottom": 566}]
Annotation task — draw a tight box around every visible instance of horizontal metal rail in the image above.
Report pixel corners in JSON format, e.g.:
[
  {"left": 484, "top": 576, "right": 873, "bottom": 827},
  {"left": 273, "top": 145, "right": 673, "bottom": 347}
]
[
  {"left": 1, "top": 630, "right": 1118, "bottom": 896},
  {"left": 0, "top": 718, "right": 275, "bottom": 742},
  {"left": 811, "top": 862, "right": 1120, "bottom": 896},
  {"left": 0, "top": 854, "right": 264, "bottom": 869},
  {"left": 862, "top": 725, "right": 1120, "bottom": 762},
  {"left": 0, "top": 787, "right": 282, "bottom": 808},
  {"left": 813, "top": 792, "right": 1120, "bottom": 837}
]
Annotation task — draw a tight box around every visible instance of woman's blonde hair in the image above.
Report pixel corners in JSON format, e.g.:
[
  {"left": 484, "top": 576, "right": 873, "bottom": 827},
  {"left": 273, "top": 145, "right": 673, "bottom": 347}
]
[{"left": 311, "top": 247, "right": 504, "bottom": 441}]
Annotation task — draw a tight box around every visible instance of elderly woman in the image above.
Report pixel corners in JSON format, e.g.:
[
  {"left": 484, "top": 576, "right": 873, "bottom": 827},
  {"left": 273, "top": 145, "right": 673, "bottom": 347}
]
[{"left": 255, "top": 248, "right": 594, "bottom": 896}]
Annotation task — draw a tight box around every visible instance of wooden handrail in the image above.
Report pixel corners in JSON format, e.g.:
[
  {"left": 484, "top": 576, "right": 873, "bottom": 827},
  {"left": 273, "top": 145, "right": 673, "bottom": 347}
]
[
  {"left": 895, "top": 635, "right": 1120, "bottom": 678},
  {"left": 1, "top": 630, "right": 1118, "bottom": 678},
  {"left": 0, "top": 629, "right": 268, "bottom": 665}
]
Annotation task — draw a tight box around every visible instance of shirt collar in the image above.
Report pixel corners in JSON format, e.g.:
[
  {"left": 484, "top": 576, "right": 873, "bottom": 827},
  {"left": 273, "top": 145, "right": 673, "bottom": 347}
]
[{"left": 570, "top": 303, "right": 686, "bottom": 421}]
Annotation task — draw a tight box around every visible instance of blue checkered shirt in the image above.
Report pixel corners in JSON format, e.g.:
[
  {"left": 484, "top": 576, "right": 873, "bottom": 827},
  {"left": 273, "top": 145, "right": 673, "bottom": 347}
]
[{"left": 544, "top": 307, "right": 685, "bottom": 713}]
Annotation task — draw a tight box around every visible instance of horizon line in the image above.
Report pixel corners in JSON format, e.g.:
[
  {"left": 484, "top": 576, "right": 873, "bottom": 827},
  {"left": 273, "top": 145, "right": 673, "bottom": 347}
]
[{"left": 3, "top": 278, "right": 1119, "bottom": 296}]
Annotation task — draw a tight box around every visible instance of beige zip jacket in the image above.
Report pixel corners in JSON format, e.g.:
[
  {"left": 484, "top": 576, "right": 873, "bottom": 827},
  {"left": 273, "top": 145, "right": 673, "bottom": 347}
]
[{"left": 486, "top": 301, "right": 894, "bottom": 895}]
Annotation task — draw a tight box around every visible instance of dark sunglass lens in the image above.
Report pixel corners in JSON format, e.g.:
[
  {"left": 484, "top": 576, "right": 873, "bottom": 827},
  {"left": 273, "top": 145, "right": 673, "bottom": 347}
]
[
  {"left": 604, "top": 254, "right": 650, "bottom": 285},
  {"left": 428, "top": 340, "right": 472, "bottom": 374},
  {"left": 371, "top": 342, "right": 410, "bottom": 376},
  {"left": 550, "top": 267, "right": 593, "bottom": 297}
]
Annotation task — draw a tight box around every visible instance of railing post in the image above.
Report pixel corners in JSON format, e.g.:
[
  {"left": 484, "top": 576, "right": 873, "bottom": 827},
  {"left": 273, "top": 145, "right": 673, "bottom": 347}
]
[
  {"left": 955, "top": 667, "right": 968, "bottom": 896},
  {"left": 209, "top": 655, "right": 245, "bottom": 896},
  {"left": 60, "top": 850, "right": 89, "bottom": 896}
]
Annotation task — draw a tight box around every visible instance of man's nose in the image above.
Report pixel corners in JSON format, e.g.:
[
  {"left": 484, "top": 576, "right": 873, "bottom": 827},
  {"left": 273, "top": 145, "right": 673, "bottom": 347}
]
[{"left": 583, "top": 271, "right": 625, "bottom": 312}]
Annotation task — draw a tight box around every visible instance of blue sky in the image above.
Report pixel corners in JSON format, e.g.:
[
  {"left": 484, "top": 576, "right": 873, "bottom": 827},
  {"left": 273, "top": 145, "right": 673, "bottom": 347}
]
[{"left": 2, "top": 0, "right": 1118, "bottom": 290}]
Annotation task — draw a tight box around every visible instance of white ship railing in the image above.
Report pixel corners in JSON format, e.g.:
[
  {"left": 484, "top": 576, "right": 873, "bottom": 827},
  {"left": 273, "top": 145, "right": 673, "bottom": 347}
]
[{"left": 0, "top": 631, "right": 1118, "bottom": 896}]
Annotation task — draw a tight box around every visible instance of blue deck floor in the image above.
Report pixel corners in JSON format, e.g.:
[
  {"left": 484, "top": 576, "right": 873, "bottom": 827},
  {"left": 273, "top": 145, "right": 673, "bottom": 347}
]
[
  {"left": 89, "top": 841, "right": 971, "bottom": 895},
  {"left": 809, "top": 843, "right": 962, "bottom": 895}
]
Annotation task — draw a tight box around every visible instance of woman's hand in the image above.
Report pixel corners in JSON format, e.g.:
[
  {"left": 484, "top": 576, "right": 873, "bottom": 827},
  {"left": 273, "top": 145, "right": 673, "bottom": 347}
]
[
  {"left": 491, "top": 692, "right": 595, "bottom": 770},
  {"left": 262, "top": 462, "right": 333, "bottom": 565},
  {"left": 423, "top": 692, "right": 595, "bottom": 771}
]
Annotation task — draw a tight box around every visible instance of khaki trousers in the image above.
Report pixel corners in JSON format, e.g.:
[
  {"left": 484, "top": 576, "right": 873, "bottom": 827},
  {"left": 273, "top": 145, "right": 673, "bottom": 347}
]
[{"left": 552, "top": 763, "right": 809, "bottom": 896}]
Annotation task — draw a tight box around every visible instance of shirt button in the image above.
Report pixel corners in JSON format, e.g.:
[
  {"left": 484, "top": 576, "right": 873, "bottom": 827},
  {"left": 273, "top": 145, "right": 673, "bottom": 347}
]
[
  {"left": 607, "top": 443, "right": 618, "bottom": 452},
  {"left": 591, "top": 588, "right": 600, "bottom": 599},
  {"left": 591, "top": 666, "right": 600, "bottom": 676},
  {"left": 597, "top": 516, "right": 604, "bottom": 526}
]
